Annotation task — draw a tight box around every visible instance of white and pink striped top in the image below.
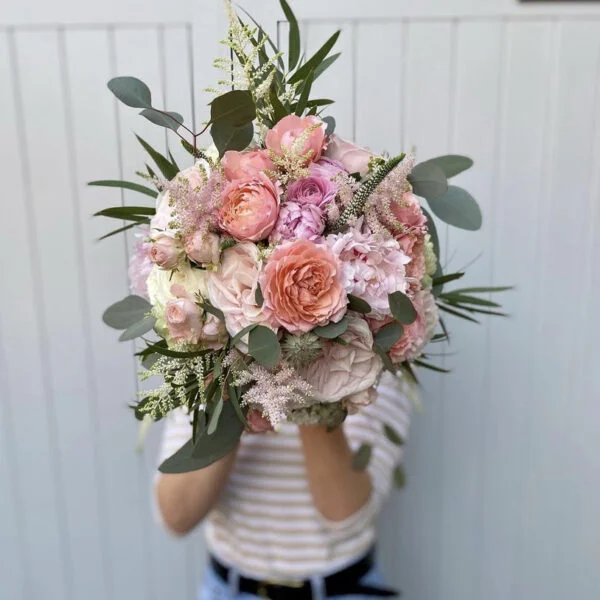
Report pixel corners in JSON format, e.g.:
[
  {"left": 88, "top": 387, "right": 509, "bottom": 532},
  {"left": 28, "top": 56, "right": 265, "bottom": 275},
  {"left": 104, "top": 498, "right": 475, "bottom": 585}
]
[{"left": 157, "top": 371, "right": 411, "bottom": 580}]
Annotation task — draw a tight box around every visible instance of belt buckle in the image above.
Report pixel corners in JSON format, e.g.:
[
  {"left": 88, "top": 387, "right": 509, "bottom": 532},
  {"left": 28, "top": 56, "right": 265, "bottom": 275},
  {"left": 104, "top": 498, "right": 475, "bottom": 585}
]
[{"left": 258, "top": 578, "right": 304, "bottom": 599}]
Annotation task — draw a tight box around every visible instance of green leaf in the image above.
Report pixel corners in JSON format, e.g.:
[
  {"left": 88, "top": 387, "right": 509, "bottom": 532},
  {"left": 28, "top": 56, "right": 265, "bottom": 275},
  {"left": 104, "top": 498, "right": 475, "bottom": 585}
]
[
  {"left": 426, "top": 185, "right": 482, "bottom": 231},
  {"left": 352, "top": 443, "right": 372, "bottom": 471},
  {"left": 159, "top": 399, "right": 244, "bottom": 473},
  {"left": 440, "top": 293, "right": 501, "bottom": 308},
  {"left": 210, "top": 90, "right": 256, "bottom": 127},
  {"left": 313, "top": 317, "right": 348, "bottom": 339},
  {"left": 133, "top": 396, "right": 156, "bottom": 421},
  {"left": 139, "top": 108, "right": 184, "bottom": 132},
  {"left": 103, "top": 295, "right": 152, "bottom": 330},
  {"left": 98, "top": 222, "right": 139, "bottom": 241},
  {"left": 180, "top": 139, "right": 206, "bottom": 159},
  {"left": 136, "top": 135, "right": 179, "bottom": 180},
  {"left": 437, "top": 303, "right": 480, "bottom": 324},
  {"left": 383, "top": 423, "right": 405, "bottom": 446},
  {"left": 414, "top": 359, "right": 451, "bottom": 374},
  {"left": 248, "top": 326, "right": 281, "bottom": 368},
  {"left": 280, "top": 0, "right": 301, "bottom": 71},
  {"left": 289, "top": 30, "right": 341, "bottom": 85},
  {"left": 255, "top": 284, "right": 264, "bottom": 307},
  {"left": 94, "top": 206, "right": 155, "bottom": 219},
  {"left": 294, "top": 69, "right": 315, "bottom": 116},
  {"left": 118, "top": 314, "right": 156, "bottom": 341},
  {"left": 211, "top": 121, "right": 254, "bottom": 157},
  {"left": 200, "top": 301, "right": 225, "bottom": 322},
  {"left": 269, "top": 83, "right": 290, "bottom": 123},
  {"left": 230, "top": 324, "right": 257, "bottom": 348},
  {"left": 393, "top": 465, "right": 406, "bottom": 489},
  {"left": 141, "top": 341, "right": 211, "bottom": 359},
  {"left": 141, "top": 352, "right": 160, "bottom": 370},
  {"left": 451, "top": 285, "right": 514, "bottom": 294},
  {"left": 432, "top": 272, "right": 465, "bottom": 287},
  {"left": 347, "top": 294, "right": 371, "bottom": 314},
  {"left": 417, "top": 155, "right": 473, "bottom": 179},
  {"left": 306, "top": 98, "right": 335, "bottom": 109},
  {"left": 421, "top": 206, "right": 440, "bottom": 262},
  {"left": 374, "top": 344, "right": 396, "bottom": 373},
  {"left": 374, "top": 322, "right": 404, "bottom": 352},
  {"left": 207, "top": 389, "right": 224, "bottom": 435},
  {"left": 323, "top": 116, "right": 336, "bottom": 136},
  {"left": 88, "top": 180, "right": 158, "bottom": 198},
  {"left": 400, "top": 361, "right": 419, "bottom": 386},
  {"left": 388, "top": 291, "right": 418, "bottom": 325},
  {"left": 313, "top": 53, "right": 341, "bottom": 81},
  {"left": 107, "top": 76, "right": 152, "bottom": 108},
  {"left": 408, "top": 162, "right": 448, "bottom": 200},
  {"left": 227, "top": 382, "right": 247, "bottom": 426}
]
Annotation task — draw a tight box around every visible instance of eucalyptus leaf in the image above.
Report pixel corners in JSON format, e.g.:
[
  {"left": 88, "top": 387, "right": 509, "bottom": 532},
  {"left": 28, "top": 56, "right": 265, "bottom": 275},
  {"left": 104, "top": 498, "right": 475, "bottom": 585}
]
[
  {"left": 107, "top": 76, "right": 152, "bottom": 108},
  {"left": 426, "top": 185, "right": 482, "bottom": 231},
  {"left": 352, "top": 443, "right": 372, "bottom": 471},
  {"left": 417, "top": 155, "right": 473, "bottom": 179},
  {"left": 374, "top": 344, "right": 396, "bottom": 373},
  {"left": 408, "top": 162, "right": 448, "bottom": 200},
  {"left": 230, "top": 324, "right": 257, "bottom": 349},
  {"left": 139, "top": 108, "right": 184, "bottom": 132},
  {"left": 103, "top": 295, "right": 152, "bottom": 330},
  {"left": 383, "top": 424, "right": 405, "bottom": 446},
  {"left": 323, "top": 116, "right": 336, "bottom": 136},
  {"left": 388, "top": 291, "right": 418, "bottom": 325},
  {"left": 393, "top": 465, "right": 406, "bottom": 489},
  {"left": 255, "top": 284, "right": 264, "bottom": 307},
  {"left": 313, "top": 317, "right": 348, "bottom": 339},
  {"left": 210, "top": 90, "right": 256, "bottom": 127},
  {"left": 211, "top": 121, "right": 254, "bottom": 157},
  {"left": 88, "top": 180, "right": 158, "bottom": 198},
  {"left": 200, "top": 301, "right": 225, "bottom": 322},
  {"left": 118, "top": 314, "right": 156, "bottom": 341},
  {"left": 347, "top": 294, "right": 371, "bottom": 314},
  {"left": 374, "top": 322, "right": 404, "bottom": 352},
  {"left": 248, "top": 326, "right": 281, "bottom": 368},
  {"left": 141, "top": 353, "right": 160, "bottom": 370},
  {"left": 160, "top": 400, "right": 244, "bottom": 473}
]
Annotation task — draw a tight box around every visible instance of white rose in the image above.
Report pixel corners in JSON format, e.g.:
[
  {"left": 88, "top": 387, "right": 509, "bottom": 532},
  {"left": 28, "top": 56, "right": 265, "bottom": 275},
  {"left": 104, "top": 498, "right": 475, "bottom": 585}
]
[{"left": 147, "top": 262, "right": 209, "bottom": 309}]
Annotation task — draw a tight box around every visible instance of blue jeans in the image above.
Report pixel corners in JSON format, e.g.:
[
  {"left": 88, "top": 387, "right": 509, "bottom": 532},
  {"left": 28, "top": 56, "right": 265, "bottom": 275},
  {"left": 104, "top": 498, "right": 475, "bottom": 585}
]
[{"left": 198, "top": 561, "right": 388, "bottom": 600}]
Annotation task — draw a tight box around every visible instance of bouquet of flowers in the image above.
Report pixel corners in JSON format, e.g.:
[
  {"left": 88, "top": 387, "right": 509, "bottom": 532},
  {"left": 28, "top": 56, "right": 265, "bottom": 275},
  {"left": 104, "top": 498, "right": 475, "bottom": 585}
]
[{"left": 92, "top": 0, "right": 508, "bottom": 473}]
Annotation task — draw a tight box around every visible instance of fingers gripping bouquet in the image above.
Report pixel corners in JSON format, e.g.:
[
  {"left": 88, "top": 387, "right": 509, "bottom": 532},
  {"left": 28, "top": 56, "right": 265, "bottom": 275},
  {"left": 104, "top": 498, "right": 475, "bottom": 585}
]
[{"left": 92, "top": 0, "right": 509, "bottom": 473}]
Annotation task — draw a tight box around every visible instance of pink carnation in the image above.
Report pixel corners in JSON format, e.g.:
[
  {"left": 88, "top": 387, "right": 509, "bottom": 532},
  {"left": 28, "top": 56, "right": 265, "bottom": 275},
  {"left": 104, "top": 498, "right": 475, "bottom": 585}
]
[
  {"left": 298, "top": 314, "right": 382, "bottom": 403},
  {"left": 325, "top": 221, "right": 410, "bottom": 319},
  {"left": 269, "top": 202, "right": 325, "bottom": 243},
  {"left": 128, "top": 227, "right": 153, "bottom": 299}
]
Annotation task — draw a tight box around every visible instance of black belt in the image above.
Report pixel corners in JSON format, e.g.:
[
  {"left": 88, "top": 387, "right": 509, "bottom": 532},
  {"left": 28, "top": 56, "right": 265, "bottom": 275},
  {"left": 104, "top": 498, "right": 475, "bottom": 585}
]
[{"left": 210, "top": 548, "right": 399, "bottom": 599}]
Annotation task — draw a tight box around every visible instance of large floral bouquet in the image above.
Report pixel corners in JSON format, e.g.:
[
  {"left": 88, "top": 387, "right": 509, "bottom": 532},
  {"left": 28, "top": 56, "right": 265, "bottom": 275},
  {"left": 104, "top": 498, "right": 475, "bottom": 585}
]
[{"left": 92, "top": 0, "right": 508, "bottom": 473}]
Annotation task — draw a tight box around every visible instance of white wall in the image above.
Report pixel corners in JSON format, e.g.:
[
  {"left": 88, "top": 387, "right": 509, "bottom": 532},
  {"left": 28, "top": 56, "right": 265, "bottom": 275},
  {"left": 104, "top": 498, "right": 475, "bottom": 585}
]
[{"left": 1, "top": 1, "right": 600, "bottom": 599}]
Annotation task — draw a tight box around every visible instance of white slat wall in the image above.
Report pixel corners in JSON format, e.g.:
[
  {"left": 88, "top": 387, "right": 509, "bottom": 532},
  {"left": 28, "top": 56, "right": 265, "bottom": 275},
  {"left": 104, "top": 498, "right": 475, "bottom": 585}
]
[{"left": 2, "top": 2, "right": 600, "bottom": 599}]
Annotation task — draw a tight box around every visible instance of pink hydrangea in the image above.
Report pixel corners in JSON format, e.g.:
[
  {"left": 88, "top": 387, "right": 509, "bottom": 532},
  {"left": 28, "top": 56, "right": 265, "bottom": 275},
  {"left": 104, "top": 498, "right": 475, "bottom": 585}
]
[
  {"left": 128, "top": 227, "right": 153, "bottom": 299},
  {"left": 325, "top": 220, "right": 411, "bottom": 318},
  {"left": 269, "top": 202, "right": 325, "bottom": 243}
]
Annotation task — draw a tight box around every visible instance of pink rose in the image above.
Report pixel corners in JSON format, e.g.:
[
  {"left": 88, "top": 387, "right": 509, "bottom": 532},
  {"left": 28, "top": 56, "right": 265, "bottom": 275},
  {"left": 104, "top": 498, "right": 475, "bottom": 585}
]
[
  {"left": 184, "top": 231, "right": 221, "bottom": 266},
  {"left": 344, "top": 387, "right": 377, "bottom": 415},
  {"left": 222, "top": 149, "right": 274, "bottom": 181},
  {"left": 218, "top": 173, "right": 280, "bottom": 242},
  {"left": 176, "top": 161, "right": 209, "bottom": 190},
  {"left": 259, "top": 239, "right": 347, "bottom": 334},
  {"left": 286, "top": 176, "right": 337, "bottom": 208},
  {"left": 165, "top": 284, "right": 204, "bottom": 344},
  {"left": 371, "top": 290, "right": 439, "bottom": 364},
  {"left": 148, "top": 235, "right": 182, "bottom": 269},
  {"left": 207, "top": 242, "right": 277, "bottom": 343},
  {"left": 298, "top": 314, "right": 382, "bottom": 403},
  {"left": 325, "top": 135, "right": 374, "bottom": 177},
  {"left": 391, "top": 191, "right": 428, "bottom": 257},
  {"left": 310, "top": 157, "right": 346, "bottom": 180},
  {"left": 265, "top": 115, "right": 326, "bottom": 165},
  {"left": 269, "top": 202, "right": 325, "bottom": 243},
  {"left": 405, "top": 237, "right": 427, "bottom": 290},
  {"left": 128, "top": 227, "right": 153, "bottom": 299},
  {"left": 246, "top": 409, "right": 274, "bottom": 433}
]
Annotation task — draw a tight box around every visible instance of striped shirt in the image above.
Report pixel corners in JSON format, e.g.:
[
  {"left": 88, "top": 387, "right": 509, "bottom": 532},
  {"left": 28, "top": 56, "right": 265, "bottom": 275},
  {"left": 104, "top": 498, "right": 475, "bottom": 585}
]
[{"left": 156, "top": 371, "right": 411, "bottom": 580}]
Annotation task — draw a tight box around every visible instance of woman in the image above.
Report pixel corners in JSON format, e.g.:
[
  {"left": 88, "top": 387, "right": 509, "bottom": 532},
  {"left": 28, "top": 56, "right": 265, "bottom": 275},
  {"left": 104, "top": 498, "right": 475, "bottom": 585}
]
[{"left": 155, "top": 371, "right": 411, "bottom": 599}]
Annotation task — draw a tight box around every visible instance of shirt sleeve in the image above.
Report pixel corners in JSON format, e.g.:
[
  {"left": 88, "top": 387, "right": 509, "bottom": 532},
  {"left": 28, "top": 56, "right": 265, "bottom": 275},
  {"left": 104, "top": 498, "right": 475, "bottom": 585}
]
[
  {"left": 156, "top": 407, "right": 194, "bottom": 466},
  {"left": 317, "top": 371, "right": 413, "bottom": 531}
]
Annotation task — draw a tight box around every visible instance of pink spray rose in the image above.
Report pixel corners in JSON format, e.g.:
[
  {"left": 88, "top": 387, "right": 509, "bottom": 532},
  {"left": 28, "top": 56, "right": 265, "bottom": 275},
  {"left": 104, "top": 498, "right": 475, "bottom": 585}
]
[
  {"left": 222, "top": 149, "right": 274, "bottom": 181},
  {"left": 259, "top": 239, "right": 347, "bottom": 334},
  {"left": 265, "top": 114, "right": 326, "bottom": 165},
  {"left": 128, "top": 227, "right": 153, "bottom": 299},
  {"left": 371, "top": 289, "right": 439, "bottom": 364},
  {"left": 246, "top": 409, "right": 274, "bottom": 433},
  {"left": 325, "top": 135, "right": 374, "bottom": 177},
  {"left": 184, "top": 231, "right": 221, "bottom": 266},
  {"left": 218, "top": 173, "right": 280, "bottom": 242},
  {"left": 286, "top": 176, "right": 337, "bottom": 208},
  {"left": 326, "top": 220, "right": 410, "bottom": 319},
  {"left": 164, "top": 284, "right": 204, "bottom": 345},
  {"left": 298, "top": 314, "right": 382, "bottom": 403},
  {"left": 207, "top": 242, "right": 277, "bottom": 342},
  {"left": 269, "top": 202, "right": 325, "bottom": 243},
  {"left": 148, "top": 235, "right": 182, "bottom": 269}
]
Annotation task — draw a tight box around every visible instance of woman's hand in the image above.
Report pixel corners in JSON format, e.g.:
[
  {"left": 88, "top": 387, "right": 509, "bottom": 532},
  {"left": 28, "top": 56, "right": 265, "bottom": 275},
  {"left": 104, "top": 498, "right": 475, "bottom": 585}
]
[{"left": 298, "top": 424, "right": 372, "bottom": 523}]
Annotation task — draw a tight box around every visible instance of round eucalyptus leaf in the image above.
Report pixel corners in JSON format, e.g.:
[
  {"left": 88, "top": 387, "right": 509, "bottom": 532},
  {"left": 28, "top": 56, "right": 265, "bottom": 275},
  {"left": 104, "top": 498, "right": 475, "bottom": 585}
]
[
  {"left": 210, "top": 90, "right": 256, "bottom": 127},
  {"left": 140, "top": 108, "right": 184, "bottom": 132},
  {"left": 324, "top": 116, "right": 336, "bottom": 136},
  {"left": 107, "top": 76, "right": 152, "bottom": 108},
  {"left": 118, "top": 315, "right": 156, "bottom": 342},
  {"left": 388, "top": 291, "right": 418, "bottom": 325},
  {"left": 103, "top": 295, "right": 152, "bottom": 330},
  {"left": 347, "top": 294, "right": 371, "bottom": 314},
  {"left": 248, "top": 325, "right": 281, "bottom": 368},
  {"left": 313, "top": 317, "right": 348, "bottom": 339},
  {"left": 426, "top": 185, "right": 482, "bottom": 231},
  {"left": 408, "top": 162, "right": 448, "bottom": 200},
  {"left": 211, "top": 122, "right": 254, "bottom": 157},
  {"left": 352, "top": 443, "right": 372, "bottom": 471},
  {"left": 417, "top": 155, "right": 473, "bottom": 179},
  {"left": 374, "top": 322, "right": 404, "bottom": 352}
]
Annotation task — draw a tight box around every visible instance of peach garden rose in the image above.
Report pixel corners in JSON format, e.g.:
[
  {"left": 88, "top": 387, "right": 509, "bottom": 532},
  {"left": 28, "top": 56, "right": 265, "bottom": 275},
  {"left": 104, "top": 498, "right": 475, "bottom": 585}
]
[
  {"left": 259, "top": 239, "right": 347, "bottom": 334},
  {"left": 222, "top": 149, "right": 274, "bottom": 181},
  {"left": 265, "top": 114, "right": 326, "bottom": 166}
]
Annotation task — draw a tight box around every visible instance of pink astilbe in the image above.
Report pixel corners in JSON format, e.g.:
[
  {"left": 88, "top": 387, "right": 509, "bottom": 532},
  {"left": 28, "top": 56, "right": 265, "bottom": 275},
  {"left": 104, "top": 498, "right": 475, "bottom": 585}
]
[{"left": 235, "top": 362, "right": 312, "bottom": 428}]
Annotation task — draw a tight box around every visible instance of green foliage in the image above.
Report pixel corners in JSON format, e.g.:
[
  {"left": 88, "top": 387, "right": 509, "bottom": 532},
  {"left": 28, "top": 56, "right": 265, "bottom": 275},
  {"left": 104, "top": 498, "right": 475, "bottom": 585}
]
[
  {"left": 352, "top": 443, "right": 372, "bottom": 471},
  {"left": 88, "top": 180, "right": 158, "bottom": 198},
  {"left": 136, "top": 135, "right": 179, "bottom": 179},
  {"left": 313, "top": 317, "right": 349, "bottom": 339},
  {"left": 388, "top": 291, "right": 418, "bottom": 325},
  {"left": 373, "top": 344, "right": 396, "bottom": 373},
  {"left": 279, "top": 0, "right": 300, "bottom": 70},
  {"left": 324, "top": 116, "right": 336, "bottom": 136},
  {"left": 414, "top": 359, "right": 450, "bottom": 374},
  {"left": 383, "top": 424, "right": 405, "bottom": 446},
  {"left": 417, "top": 155, "right": 473, "bottom": 179},
  {"left": 207, "top": 390, "right": 224, "bottom": 435},
  {"left": 94, "top": 206, "right": 155, "bottom": 222},
  {"left": 98, "top": 222, "right": 141, "bottom": 241},
  {"left": 374, "top": 322, "right": 404, "bottom": 352},
  {"left": 289, "top": 30, "right": 341, "bottom": 85},
  {"left": 108, "top": 76, "right": 152, "bottom": 108},
  {"left": 118, "top": 314, "right": 156, "bottom": 342},
  {"left": 421, "top": 206, "right": 440, "bottom": 262},
  {"left": 210, "top": 90, "right": 256, "bottom": 156},
  {"left": 103, "top": 295, "right": 152, "bottom": 330},
  {"left": 140, "top": 108, "right": 184, "bottom": 132},
  {"left": 393, "top": 465, "right": 406, "bottom": 489},
  {"left": 408, "top": 162, "right": 448, "bottom": 200},
  {"left": 347, "top": 294, "right": 371, "bottom": 314},
  {"left": 426, "top": 186, "right": 482, "bottom": 231},
  {"left": 432, "top": 272, "right": 465, "bottom": 288},
  {"left": 248, "top": 325, "right": 281, "bottom": 368},
  {"left": 255, "top": 284, "right": 264, "bottom": 307}
]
